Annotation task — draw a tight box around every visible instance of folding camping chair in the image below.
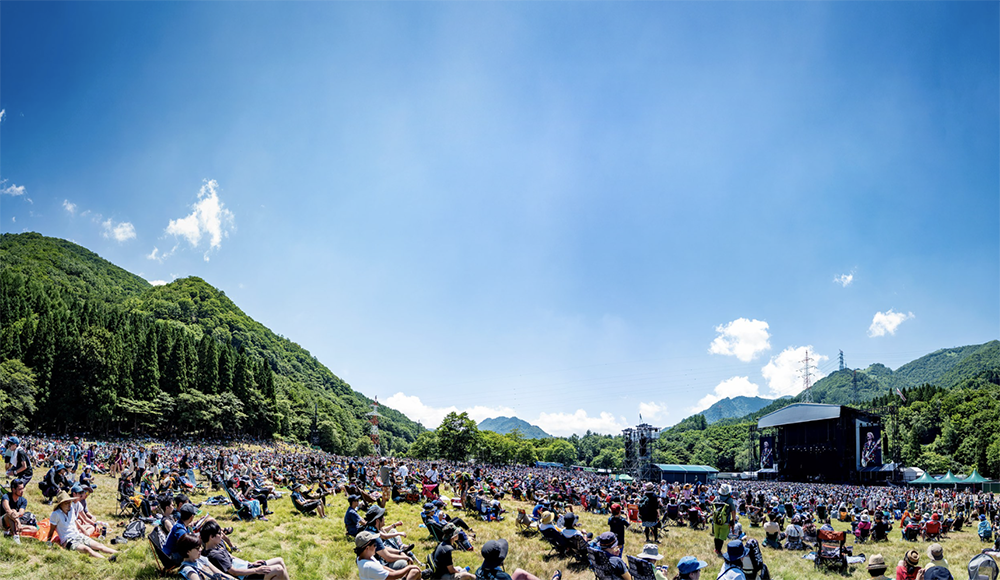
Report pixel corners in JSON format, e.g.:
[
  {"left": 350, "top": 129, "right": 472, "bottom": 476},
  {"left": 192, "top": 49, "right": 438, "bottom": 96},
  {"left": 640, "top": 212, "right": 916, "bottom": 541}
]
[
  {"left": 969, "top": 552, "right": 1000, "bottom": 580},
  {"left": 224, "top": 485, "right": 255, "bottom": 521},
  {"left": 815, "top": 529, "right": 851, "bottom": 573},
  {"left": 588, "top": 547, "right": 618, "bottom": 580},
  {"left": 516, "top": 509, "right": 538, "bottom": 535},
  {"left": 627, "top": 556, "right": 657, "bottom": 580},
  {"left": 147, "top": 527, "right": 181, "bottom": 575}
]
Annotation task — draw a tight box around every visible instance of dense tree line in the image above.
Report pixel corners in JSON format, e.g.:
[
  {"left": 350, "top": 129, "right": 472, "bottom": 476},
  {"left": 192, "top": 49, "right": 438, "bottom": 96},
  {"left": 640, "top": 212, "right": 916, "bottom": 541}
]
[{"left": 0, "top": 269, "right": 413, "bottom": 455}]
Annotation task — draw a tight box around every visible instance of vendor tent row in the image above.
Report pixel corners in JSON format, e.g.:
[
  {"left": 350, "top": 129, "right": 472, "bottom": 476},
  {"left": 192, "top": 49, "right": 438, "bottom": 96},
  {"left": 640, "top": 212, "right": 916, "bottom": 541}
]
[{"left": 909, "top": 468, "right": 992, "bottom": 485}]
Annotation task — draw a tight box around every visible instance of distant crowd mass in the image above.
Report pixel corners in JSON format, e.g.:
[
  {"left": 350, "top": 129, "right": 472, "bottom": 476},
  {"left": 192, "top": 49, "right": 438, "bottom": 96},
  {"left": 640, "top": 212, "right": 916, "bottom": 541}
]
[{"left": 3, "top": 432, "right": 1000, "bottom": 580}]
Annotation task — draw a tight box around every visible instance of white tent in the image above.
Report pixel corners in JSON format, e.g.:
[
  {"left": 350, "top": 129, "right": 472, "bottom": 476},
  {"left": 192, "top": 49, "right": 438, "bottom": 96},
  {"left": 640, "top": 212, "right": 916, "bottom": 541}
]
[{"left": 899, "top": 466, "right": 925, "bottom": 482}]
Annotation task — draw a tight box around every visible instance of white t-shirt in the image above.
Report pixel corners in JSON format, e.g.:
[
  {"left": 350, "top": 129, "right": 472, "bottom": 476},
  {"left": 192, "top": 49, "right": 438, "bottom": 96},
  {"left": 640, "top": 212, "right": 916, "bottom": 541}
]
[
  {"left": 50, "top": 507, "right": 84, "bottom": 546},
  {"left": 425, "top": 469, "right": 439, "bottom": 484},
  {"left": 358, "top": 557, "right": 390, "bottom": 580},
  {"left": 398, "top": 465, "right": 409, "bottom": 480}
]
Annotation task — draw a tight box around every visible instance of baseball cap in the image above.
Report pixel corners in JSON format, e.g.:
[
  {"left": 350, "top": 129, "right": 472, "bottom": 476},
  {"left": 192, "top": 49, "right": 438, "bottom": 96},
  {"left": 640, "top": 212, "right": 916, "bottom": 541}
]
[{"left": 355, "top": 530, "right": 379, "bottom": 549}]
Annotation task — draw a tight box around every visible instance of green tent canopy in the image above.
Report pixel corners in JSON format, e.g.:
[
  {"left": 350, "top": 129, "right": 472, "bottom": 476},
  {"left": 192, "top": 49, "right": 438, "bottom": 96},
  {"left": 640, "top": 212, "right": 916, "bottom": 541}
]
[
  {"left": 910, "top": 472, "right": 937, "bottom": 485},
  {"left": 614, "top": 474, "right": 634, "bottom": 481},
  {"left": 961, "top": 469, "right": 991, "bottom": 484},
  {"left": 937, "top": 471, "right": 963, "bottom": 485}
]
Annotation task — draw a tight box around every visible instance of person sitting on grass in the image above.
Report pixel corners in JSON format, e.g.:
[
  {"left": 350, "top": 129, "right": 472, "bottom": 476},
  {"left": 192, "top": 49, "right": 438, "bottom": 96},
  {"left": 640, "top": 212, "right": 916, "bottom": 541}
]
[
  {"left": 176, "top": 532, "right": 236, "bottom": 580},
  {"left": 476, "top": 538, "right": 562, "bottom": 580},
  {"left": 717, "top": 540, "right": 748, "bottom": 580},
  {"left": 866, "top": 554, "right": 889, "bottom": 580},
  {"left": 291, "top": 483, "right": 327, "bottom": 518},
  {"left": 432, "top": 523, "right": 475, "bottom": 580},
  {"left": 895, "top": 549, "right": 921, "bottom": 580},
  {"left": 70, "top": 484, "right": 106, "bottom": 539},
  {"left": 434, "top": 499, "right": 477, "bottom": 539},
  {"left": 39, "top": 462, "right": 70, "bottom": 503},
  {"left": 45, "top": 491, "right": 118, "bottom": 560},
  {"left": 201, "top": 520, "right": 290, "bottom": 580},
  {"left": 671, "top": 556, "right": 708, "bottom": 580},
  {"left": 2, "top": 478, "right": 37, "bottom": 544},
  {"left": 345, "top": 494, "right": 364, "bottom": 536},
  {"left": 355, "top": 530, "right": 422, "bottom": 580},
  {"left": 364, "top": 505, "right": 417, "bottom": 569}
]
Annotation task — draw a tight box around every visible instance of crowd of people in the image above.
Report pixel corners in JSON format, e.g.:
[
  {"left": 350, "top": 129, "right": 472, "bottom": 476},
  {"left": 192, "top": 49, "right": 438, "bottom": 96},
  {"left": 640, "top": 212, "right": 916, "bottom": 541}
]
[{"left": 4, "top": 431, "right": 1000, "bottom": 580}]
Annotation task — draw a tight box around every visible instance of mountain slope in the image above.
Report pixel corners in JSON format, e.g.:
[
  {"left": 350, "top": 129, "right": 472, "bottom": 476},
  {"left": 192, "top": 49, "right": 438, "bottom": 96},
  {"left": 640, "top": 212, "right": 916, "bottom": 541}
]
[
  {"left": 698, "top": 396, "right": 778, "bottom": 424},
  {"left": 0, "top": 232, "right": 423, "bottom": 452},
  {"left": 478, "top": 416, "right": 551, "bottom": 439}
]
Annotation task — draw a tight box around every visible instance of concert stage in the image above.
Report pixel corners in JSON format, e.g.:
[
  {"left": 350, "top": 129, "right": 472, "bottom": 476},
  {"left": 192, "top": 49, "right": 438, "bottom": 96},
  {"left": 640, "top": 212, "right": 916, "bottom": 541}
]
[{"left": 754, "top": 403, "right": 884, "bottom": 483}]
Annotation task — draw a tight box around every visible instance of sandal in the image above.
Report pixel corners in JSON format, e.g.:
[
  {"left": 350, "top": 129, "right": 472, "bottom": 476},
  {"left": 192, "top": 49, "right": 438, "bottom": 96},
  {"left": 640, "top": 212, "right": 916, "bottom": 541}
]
[{"left": 552, "top": 570, "right": 561, "bottom": 580}]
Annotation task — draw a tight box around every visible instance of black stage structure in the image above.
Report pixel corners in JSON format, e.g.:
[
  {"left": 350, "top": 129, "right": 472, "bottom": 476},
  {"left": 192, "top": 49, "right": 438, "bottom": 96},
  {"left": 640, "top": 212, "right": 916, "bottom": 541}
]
[{"left": 750, "top": 403, "right": 891, "bottom": 483}]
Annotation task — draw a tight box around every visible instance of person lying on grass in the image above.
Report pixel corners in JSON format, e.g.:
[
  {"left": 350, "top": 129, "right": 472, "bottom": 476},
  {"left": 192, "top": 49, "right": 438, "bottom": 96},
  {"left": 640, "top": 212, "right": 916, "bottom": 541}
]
[
  {"left": 176, "top": 532, "right": 237, "bottom": 580},
  {"left": 2, "top": 478, "right": 37, "bottom": 543},
  {"left": 45, "top": 491, "right": 118, "bottom": 560},
  {"left": 201, "top": 520, "right": 290, "bottom": 580},
  {"left": 291, "top": 483, "right": 327, "bottom": 518},
  {"left": 355, "top": 530, "right": 422, "bottom": 580}
]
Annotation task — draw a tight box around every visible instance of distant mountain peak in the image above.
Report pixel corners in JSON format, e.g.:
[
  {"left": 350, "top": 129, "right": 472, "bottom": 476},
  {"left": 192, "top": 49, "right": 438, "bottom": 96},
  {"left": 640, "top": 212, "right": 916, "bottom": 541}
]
[
  {"left": 478, "top": 416, "right": 551, "bottom": 439},
  {"left": 698, "top": 396, "right": 776, "bottom": 424}
]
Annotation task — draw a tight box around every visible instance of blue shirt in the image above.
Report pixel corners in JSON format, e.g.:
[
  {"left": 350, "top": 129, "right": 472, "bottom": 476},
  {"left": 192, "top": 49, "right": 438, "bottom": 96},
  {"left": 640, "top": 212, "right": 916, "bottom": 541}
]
[
  {"left": 163, "top": 520, "right": 191, "bottom": 558},
  {"left": 345, "top": 506, "right": 363, "bottom": 536}
]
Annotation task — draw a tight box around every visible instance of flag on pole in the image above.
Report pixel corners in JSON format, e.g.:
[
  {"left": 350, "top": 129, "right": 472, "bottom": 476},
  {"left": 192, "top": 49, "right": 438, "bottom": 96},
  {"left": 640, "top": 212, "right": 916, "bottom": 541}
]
[{"left": 895, "top": 388, "right": 906, "bottom": 402}]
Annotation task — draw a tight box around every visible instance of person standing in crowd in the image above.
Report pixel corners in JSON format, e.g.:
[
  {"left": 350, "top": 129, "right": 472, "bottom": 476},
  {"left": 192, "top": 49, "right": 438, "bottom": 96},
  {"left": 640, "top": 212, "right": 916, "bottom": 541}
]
[
  {"left": 5, "top": 437, "right": 32, "bottom": 483},
  {"left": 639, "top": 482, "right": 661, "bottom": 544}
]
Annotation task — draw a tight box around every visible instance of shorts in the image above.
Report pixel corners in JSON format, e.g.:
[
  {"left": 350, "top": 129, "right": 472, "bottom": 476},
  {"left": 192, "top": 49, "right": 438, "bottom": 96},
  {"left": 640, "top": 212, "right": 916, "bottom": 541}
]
[{"left": 65, "top": 537, "right": 93, "bottom": 550}]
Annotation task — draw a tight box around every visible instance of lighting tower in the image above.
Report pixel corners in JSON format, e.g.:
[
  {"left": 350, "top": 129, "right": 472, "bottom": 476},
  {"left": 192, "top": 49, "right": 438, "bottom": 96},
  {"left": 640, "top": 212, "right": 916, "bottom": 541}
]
[{"left": 367, "top": 397, "right": 382, "bottom": 457}]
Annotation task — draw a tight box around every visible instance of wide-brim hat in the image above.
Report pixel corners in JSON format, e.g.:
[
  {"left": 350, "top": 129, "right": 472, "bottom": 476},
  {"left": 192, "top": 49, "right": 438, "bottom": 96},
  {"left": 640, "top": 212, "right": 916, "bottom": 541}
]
[
  {"left": 926, "top": 543, "right": 944, "bottom": 561},
  {"left": 867, "top": 554, "right": 886, "bottom": 571},
  {"left": 636, "top": 544, "right": 664, "bottom": 561},
  {"left": 904, "top": 549, "right": 920, "bottom": 565},
  {"left": 719, "top": 484, "right": 731, "bottom": 496},
  {"left": 723, "top": 540, "right": 748, "bottom": 563},
  {"left": 441, "top": 523, "right": 458, "bottom": 539},
  {"left": 540, "top": 512, "right": 555, "bottom": 525},
  {"left": 54, "top": 491, "right": 77, "bottom": 506},
  {"left": 366, "top": 505, "right": 386, "bottom": 522},
  {"left": 563, "top": 513, "right": 577, "bottom": 528},
  {"left": 481, "top": 539, "right": 508, "bottom": 566},
  {"left": 677, "top": 556, "right": 708, "bottom": 575}
]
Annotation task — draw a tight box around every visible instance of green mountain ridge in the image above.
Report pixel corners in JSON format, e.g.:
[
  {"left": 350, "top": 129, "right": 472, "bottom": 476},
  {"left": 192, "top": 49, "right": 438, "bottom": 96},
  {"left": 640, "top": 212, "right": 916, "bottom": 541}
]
[
  {"left": 697, "top": 395, "right": 779, "bottom": 425},
  {"left": 478, "top": 416, "right": 551, "bottom": 439},
  {"left": 0, "top": 232, "right": 423, "bottom": 452}
]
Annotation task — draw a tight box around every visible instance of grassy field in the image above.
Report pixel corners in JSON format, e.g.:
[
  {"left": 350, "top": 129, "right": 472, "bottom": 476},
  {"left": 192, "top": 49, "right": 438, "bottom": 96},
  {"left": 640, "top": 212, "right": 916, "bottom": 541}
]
[{"left": 1, "top": 472, "right": 992, "bottom": 580}]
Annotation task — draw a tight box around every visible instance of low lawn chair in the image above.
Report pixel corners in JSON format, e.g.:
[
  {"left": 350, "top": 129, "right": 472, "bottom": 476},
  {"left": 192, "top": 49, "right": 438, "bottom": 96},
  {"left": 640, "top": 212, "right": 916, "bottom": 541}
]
[
  {"left": 814, "top": 529, "right": 850, "bottom": 573},
  {"left": 516, "top": 509, "right": 538, "bottom": 535},
  {"left": 588, "top": 547, "right": 618, "bottom": 580},
  {"left": 224, "top": 485, "right": 255, "bottom": 521},
  {"left": 147, "top": 527, "right": 181, "bottom": 575},
  {"left": 626, "top": 556, "right": 657, "bottom": 580}
]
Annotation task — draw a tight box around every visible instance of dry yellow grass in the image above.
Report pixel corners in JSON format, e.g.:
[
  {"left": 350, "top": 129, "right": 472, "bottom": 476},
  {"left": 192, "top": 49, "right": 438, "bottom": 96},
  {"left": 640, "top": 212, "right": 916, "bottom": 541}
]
[{"left": 0, "top": 474, "right": 991, "bottom": 580}]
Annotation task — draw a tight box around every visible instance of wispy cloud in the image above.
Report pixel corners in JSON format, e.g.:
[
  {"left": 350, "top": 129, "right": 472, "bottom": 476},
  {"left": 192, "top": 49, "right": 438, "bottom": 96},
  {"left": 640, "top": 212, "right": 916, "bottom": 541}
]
[
  {"left": 63, "top": 200, "right": 77, "bottom": 214},
  {"left": 709, "top": 318, "right": 771, "bottom": 362},
  {"left": 834, "top": 269, "right": 855, "bottom": 287},
  {"left": 868, "top": 309, "right": 914, "bottom": 337},
  {"left": 102, "top": 219, "right": 136, "bottom": 242},
  {"left": 382, "top": 392, "right": 515, "bottom": 429},
  {"left": 0, "top": 109, "right": 5, "bottom": 123},
  {"left": 165, "top": 179, "right": 235, "bottom": 261},
  {"left": 1, "top": 182, "right": 26, "bottom": 197}
]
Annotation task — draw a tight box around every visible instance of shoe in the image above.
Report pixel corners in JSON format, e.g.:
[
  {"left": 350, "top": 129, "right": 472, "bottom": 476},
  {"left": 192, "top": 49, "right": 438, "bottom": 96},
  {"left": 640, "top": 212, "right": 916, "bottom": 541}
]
[
  {"left": 552, "top": 570, "right": 561, "bottom": 580},
  {"left": 264, "top": 511, "right": 273, "bottom": 515},
  {"left": 12, "top": 536, "right": 20, "bottom": 544},
  {"left": 108, "top": 554, "right": 118, "bottom": 562},
  {"left": 223, "top": 527, "right": 233, "bottom": 535},
  {"left": 402, "top": 544, "right": 415, "bottom": 552}
]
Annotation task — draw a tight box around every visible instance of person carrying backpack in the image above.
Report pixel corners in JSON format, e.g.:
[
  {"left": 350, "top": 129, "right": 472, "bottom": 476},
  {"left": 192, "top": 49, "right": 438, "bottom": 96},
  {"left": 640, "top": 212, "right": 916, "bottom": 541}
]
[
  {"left": 712, "top": 501, "right": 734, "bottom": 556},
  {"left": 639, "top": 483, "right": 661, "bottom": 544}
]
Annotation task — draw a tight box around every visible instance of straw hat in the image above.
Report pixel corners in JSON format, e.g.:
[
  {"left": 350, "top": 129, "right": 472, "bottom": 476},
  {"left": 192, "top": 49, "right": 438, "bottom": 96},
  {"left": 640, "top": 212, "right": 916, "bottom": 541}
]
[
  {"left": 53, "top": 490, "right": 77, "bottom": 506},
  {"left": 540, "top": 512, "right": 555, "bottom": 525},
  {"left": 867, "top": 554, "right": 887, "bottom": 571}
]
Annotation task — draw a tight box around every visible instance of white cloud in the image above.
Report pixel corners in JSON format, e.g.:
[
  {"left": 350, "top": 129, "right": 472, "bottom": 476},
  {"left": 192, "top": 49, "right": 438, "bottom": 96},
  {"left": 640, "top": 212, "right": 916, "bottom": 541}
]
[
  {"left": 709, "top": 318, "right": 771, "bottom": 362},
  {"left": 165, "top": 179, "right": 235, "bottom": 261},
  {"left": 63, "top": 200, "right": 77, "bottom": 214},
  {"left": 638, "top": 401, "right": 668, "bottom": 421},
  {"left": 834, "top": 271, "right": 855, "bottom": 287},
  {"left": 10, "top": 217, "right": 15, "bottom": 223},
  {"left": 0, "top": 109, "right": 4, "bottom": 122},
  {"left": 382, "top": 392, "right": 515, "bottom": 429},
  {"left": 102, "top": 219, "right": 136, "bottom": 242},
  {"left": 692, "top": 376, "right": 763, "bottom": 413},
  {"left": 1, "top": 183, "right": 26, "bottom": 197},
  {"left": 868, "top": 309, "right": 914, "bottom": 337},
  {"left": 149, "top": 280, "right": 168, "bottom": 286},
  {"left": 761, "top": 346, "right": 828, "bottom": 398},
  {"left": 534, "top": 410, "right": 627, "bottom": 437}
]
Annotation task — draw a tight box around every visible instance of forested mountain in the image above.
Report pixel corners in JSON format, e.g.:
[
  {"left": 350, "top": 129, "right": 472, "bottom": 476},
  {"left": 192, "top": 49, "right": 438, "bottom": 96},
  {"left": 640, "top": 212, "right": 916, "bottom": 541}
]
[
  {"left": 0, "top": 232, "right": 423, "bottom": 454},
  {"left": 478, "top": 416, "right": 550, "bottom": 439},
  {"left": 698, "top": 396, "right": 776, "bottom": 424}
]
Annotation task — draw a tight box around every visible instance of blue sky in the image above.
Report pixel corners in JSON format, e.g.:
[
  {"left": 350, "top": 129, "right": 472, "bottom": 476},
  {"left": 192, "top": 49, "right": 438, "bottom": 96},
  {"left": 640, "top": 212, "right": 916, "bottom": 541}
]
[{"left": 2, "top": 2, "right": 997, "bottom": 436}]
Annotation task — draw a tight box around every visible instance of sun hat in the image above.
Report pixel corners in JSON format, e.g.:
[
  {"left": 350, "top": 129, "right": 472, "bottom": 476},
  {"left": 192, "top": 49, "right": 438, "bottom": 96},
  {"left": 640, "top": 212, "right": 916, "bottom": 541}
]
[
  {"left": 645, "top": 482, "right": 654, "bottom": 491},
  {"left": 904, "top": 549, "right": 920, "bottom": 566},
  {"left": 598, "top": 532, "right": 618, "bottom": 549},
  {"left": 927, "top": 543, "right": 944, "bottom": 561},
  {"left": 441, "top": 523, "right": 458, "bottom": 539},
  {"left": 54, "top": 491, "right": 77, "bottom": 506},
  {"left": 355, "top": 530, "right": 379, "bottom": 549},
  {"left": 867, "top": 554, "right": 887, "bottom": 571},
  {"left": 677, "top": 556, "right": 708, "bottom": 575},
  {"left": 481, "top": 539, "right": 509, "bottom": 566},
  {"left": 366, "top": 505, "right": 386, "bottom": 522},
  {"left": 563, "top": 513, "right": 577, "bottom": 528},
  {"left": 540, "top": 512, "right": 555, "bottom": 525},
  {"left": 70, "top": 484, "right": 85, "bottom": 494},
  {"left": 722, "top": 540, "right": 748, "bottom": 563},
  {"left": 923, "top": 567, "right": 952, "bottom": 580},
  {"left": 719, "top": 484, "right": 731, "bottom": 496},
  {"left": 636, "top": 544, "right": 664, "bottom": 561},
  {"left": 433, "top": 499, "right": 445, "bottom": 507}
]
